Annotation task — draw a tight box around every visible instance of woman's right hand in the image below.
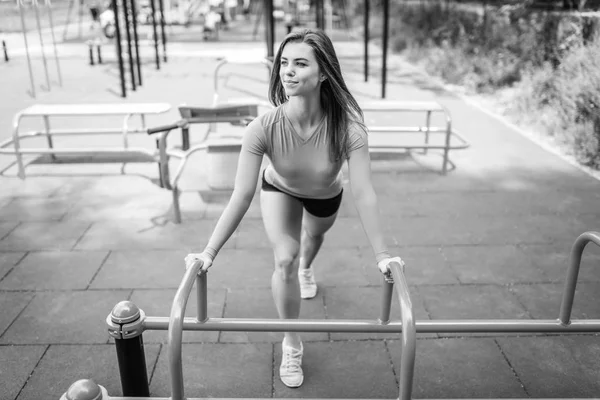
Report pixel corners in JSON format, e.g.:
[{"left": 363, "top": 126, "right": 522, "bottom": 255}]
[{"left": 184, "top": 252, "right": 213, "bottom": 273}]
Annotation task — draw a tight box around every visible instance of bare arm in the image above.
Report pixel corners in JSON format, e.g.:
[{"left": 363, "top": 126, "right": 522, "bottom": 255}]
[
  {"left": 347, "top": 129, "right": 391, "bottom": 263},
  {"left": 203, "top": 127, "right": 264, "bottom": 260}
]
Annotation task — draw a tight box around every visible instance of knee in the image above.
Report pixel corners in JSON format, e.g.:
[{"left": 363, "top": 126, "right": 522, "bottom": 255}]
[
  {"left": 303, "top": 227, "right": 324, "bottom": 243},
  {"left": 274, "top": 249, "right": 300, "bottom": 282}
]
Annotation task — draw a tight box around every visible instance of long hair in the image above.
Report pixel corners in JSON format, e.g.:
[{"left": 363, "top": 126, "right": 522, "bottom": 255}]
[{"left": 268, "top": 28, "right": 365, "bottom": 161}]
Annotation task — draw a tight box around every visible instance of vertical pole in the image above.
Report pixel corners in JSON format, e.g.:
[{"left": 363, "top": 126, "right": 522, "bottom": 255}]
[
  {"left": 379, "top": 279, "right": 393, "bottom": 324},
  {"left": 158, "top": 0, "right": 167, "bottom": 62},
  {"left": 381, "top": 0, "right": 389, "bottom": 99},
  {"left": 196, "top": 272, "right": 208, "bottom": 322},
  {"left": 108, "top": 301, "right": 150, "bottom": 397},
  {"left": 265, "top": 0, "right": 274, "bottom": 59},
  {"left": 122, "top": 0, "right": 137, "bottom": 91},
  {"left": 62, "top": 0, "right": 74, "bottom": 40},
  {"left": 47, "top": 2, "right": 63, "bottom": 86},
  {"left": 34, "top": 2, "right": 51, "bottom": 91},
  {"left": 78, "top": 0, "right": 84, "bottom": 38},
  {"left": 315, "top": 0, "right": 324, "bottom": 30},
  {"left": 112, "top": 0, "right": 127, "bottom": 98},
  {"left": 149, "top": 0, "right": 160, "bottom": 69},
  {"left": 2, "top": 40, "right": 8, "bottom": 62},
  {"left": 130, "top": 0, "right": 142, "bottom": 86},
  {"left": 18, "top": 1, "right": 37, "bottom": 98},
  {"left": 363, "top": 0, "right": 369, "bottom": 82}
]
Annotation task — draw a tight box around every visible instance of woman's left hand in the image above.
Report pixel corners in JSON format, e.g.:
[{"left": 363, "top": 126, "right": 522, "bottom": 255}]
[{"left": 377, "top": 256, "right": 405, "bottom": 283}]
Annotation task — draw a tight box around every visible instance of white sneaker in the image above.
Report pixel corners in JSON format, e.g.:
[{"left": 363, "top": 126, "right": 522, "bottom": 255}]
[
  {"left": 299, "top": 267, "right": 317, "bottom": 299},
  {"left": 280, "top": 339, "right": 304, "bottom": 388}
]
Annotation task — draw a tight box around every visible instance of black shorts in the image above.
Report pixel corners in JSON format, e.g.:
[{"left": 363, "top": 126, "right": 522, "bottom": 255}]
[{"left": 261, "top": 171, "right": 343, "bottom": 218}]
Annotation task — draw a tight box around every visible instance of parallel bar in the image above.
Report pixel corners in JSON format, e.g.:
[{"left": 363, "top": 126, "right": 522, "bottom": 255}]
[
  {"left": 0, "top": 147, "right": 155, "bottom": 156},
  {"left": 559, "top": 231, "right": 600, "bottom": 324},
  {"left": 146, "top": 316, "right": 600, "bottom": 333}
]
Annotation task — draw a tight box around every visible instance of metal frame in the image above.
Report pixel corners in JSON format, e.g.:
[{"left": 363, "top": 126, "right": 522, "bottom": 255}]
[
  {"left": 96, "top": 231, "right": 600, "bottom": 400},
  {"left": 361, "top": 100, "right": 470, "bottom": 174},
  {"left": 0, "top": 103, "right": 171, "bottom": 179}
]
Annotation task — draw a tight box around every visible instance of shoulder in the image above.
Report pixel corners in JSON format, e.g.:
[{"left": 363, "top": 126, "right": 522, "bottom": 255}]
[{"left": 346, "top": 119, "right": 368, "bottom": 155}]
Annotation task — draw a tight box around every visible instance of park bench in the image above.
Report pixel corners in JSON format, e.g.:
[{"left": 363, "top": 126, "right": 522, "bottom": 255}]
[
  {"left": 0, "top": 102, "right": 172, "bottom": 179},
  {"left": 360, "top": 100, "right": 470, "bottom": 174}
]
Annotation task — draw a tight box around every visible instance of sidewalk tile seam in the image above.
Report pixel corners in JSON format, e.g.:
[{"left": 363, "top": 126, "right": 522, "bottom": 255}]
[
  {"left": 14, "top": 343, "right": 51, "bottom": 400},
  {"left": 69, "top": 221, "right": 94, "bottom": 251},
  {"left": 0, "top": 292, "right": 35, "bottom": 339},
  {"left": 493, "top": 338, "right": 531, "bottom": 397},
  {"left": 85, "top": 250, "right": 112, "bottom": 290}
]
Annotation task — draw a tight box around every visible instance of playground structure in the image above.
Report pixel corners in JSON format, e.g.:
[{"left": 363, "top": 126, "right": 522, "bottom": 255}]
[
  {"left": 15, "top": 0, "right": 63, "bottom": 98},
  {"left": 55, "top": 230, "right": 600, "bottom": 400}
]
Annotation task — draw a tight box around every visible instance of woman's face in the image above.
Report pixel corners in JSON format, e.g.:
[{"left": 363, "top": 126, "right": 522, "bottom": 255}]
[{"left": 279, "top": 41, "right": 322, "bottom": 97}]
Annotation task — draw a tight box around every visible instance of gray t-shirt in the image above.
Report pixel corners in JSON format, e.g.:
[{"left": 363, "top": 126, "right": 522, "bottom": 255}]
[{"left": 244, "top": 104, "right": 366, "bottom": 199}]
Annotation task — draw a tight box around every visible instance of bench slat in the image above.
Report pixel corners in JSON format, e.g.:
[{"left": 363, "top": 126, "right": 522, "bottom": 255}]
[{"left": 20, "top": 103, "right": 172, "bottom": 116}]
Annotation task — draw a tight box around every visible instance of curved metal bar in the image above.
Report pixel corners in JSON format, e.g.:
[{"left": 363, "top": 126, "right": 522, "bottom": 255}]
[
  {"left": 168, "top": 259, "right": 205, "bottom": 400},
  {"left": 11, "top": 111, "right": 26, "bottom": 179},
  {"left": 389, "top": 261, "right": 416, "bottom": 400},
  {"left": 212, "top": 58, "right": 273, "bottom": 106},
  {"left": 559, "top": 231, "right": 600, "bottom": 325}
]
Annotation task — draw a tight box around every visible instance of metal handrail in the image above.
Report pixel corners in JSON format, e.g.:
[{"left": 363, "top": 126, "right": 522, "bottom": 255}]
[
  {"left": 166, "top": 259, "right": 417, "bottom": 400},
  {"left": 559, "top": 231, "right": 600, "bottom": 325}
]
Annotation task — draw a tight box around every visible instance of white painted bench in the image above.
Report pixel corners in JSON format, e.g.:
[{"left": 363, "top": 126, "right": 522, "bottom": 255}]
[
  {"left": 0, "top": 102, "right": 172, "bottom": 178},
  {"left": 361, "top": 100, "right": 470, "bottom": 174}
]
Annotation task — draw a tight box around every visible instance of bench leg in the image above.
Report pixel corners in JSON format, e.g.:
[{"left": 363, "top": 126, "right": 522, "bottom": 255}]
[
  {"left": 172, "top": 186, "right": 181, "bottom": 224},
  {"left": 43, "top": 115, "right": 56, "bottom": 161},
  {"left": 181, "top": 127, "right": 190, "bottom": 151}
]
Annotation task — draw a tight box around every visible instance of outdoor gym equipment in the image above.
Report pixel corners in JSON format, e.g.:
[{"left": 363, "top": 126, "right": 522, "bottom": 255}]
[
  {"left": 59, "top": 230, "right": 600, "bottom": 400},
  {"left": 16, "top": 0, "right": 63, "bottom": 98}
]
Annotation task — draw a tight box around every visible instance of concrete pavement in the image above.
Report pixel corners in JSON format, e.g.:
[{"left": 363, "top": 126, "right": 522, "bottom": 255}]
[{"left": 1, "top": 24, "right": 600, "bottom": 400}]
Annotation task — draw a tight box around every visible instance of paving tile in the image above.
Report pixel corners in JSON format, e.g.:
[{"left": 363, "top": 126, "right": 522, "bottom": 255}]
[
  {"left": 418, "top": 284, "right": 531, "bottom": 337},
  {"left": 273, "top": 340, "right": 399, "bottom": 399},
  {"left": 0, "top": 222, "right": 19, "bottom": 240},
  {"left": 74, "top": 219, "right": 230, "bottom": 250},
  {"left": 308, "top": 246, "right": 373, "bottom": 287},
  {"left": 497, "top": 335, "right": 600, "bottom": 397},
  {"left": 387, "top": 337, "right": 527, "bottom": 398},
  {"left": 0, "top": 221, "right": 91, "bottom": 251},
  {"left": 324, "top": 217, "right": 396, "bottom": 248},
  {"left": 206, "top": 248, "right": 275, "bottom": 289},
  {"left": 519, "top": 242, "right": 600, "bottom": 283},
  {"left": 0, "top": 251, "right": 107, "bottom": 290},
  {"left": 0, "top": 177, "right": 64, "bottom": 199},
  {"left": 510, "top": 282, "right": 600, "bottom": 320},
  {"left": 440, "top": 244, "right": 546, "bottom": 285},
  {"left": 90, "top": 250, "right": 188, "bottom": 289},
  {"left": 64, "top": 194, "right": 175, "bottom": 221},
  {"left": 0, "top": 344, "right": 47, "bottom": 400},
  {"left": 0, "top": 251, "right": 25, "bottom": 280},
  {"left": 1, "top": 290, "right": 130, "bottom": 344},
  {"left": 389, "top": 214, "right": 592, "bottom": 247},
  {"left": 0, "top": 197, "right": 74, "bottom": 221},
  {"left": 220, "top": 287, "right": 328, "bottom": 343},
  {"left": 233, "top": 218, "right": 271, "bottom": 249},
  {"left": 360, "top": 245, "right": 460, "bottom": 286},
  {"left": 326, "top": 286, "right": 431, "bottom": 340},
  {"left": 16, "top": 343, "right": 160, "bottom": 400},
  {"left": 149, "top": 343, "right": 272, "bottom": 398},
  {"left": 129, "top": 288, "right": 226, "bottom": 343},
  {"left": 0, "top": 292, "right": 34, "bottom": 338}
]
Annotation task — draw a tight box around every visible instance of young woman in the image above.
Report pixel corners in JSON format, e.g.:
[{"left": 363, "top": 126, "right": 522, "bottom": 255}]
[{"left": 185, "top": 28, "right": 402, "bottom": 388}]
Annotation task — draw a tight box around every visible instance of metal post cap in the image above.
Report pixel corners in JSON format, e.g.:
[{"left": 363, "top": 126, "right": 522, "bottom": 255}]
[
  {"left": 110, "top": 301, "right": 141, "bottom": 324},
  {"left": 61, "top": 379, "right": 102, "bottom": 400}
]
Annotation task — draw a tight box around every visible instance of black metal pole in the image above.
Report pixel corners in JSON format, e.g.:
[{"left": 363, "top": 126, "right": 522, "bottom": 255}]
[
  {"left": 112, "top": 0, "right": 127, "bottom": 97},
  {"left": 115, "top": 337, "right": 150, "bottom": 396},
  {"left": 364, "top": 0, "right": 368, "bottom": 82},
  {"left": 149, "top": 0, "right": 160, "bottom": 69},
  {"left": 158, "top": 0, "right": 167, "bottom": 62},
  {"left": 122, "top": 0, "right": 137, "bottom": 91},
  {"left": 315, "top": 0, "right": 324, "bottom": 30},
  {"left": 130, "top": 0, "right": 142, "bottom": 86},
  {"left": 109, "top": 302, "right": 150, "bottom": 397},
  {"left": 2, "top": 40, "right": 8, "bottom": 62},
  {"left": 381, "top": 0, "right": 389, "bottom": 98},
  {"left": 265, "top": 0, "right": 274, "bottom": 59}
]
